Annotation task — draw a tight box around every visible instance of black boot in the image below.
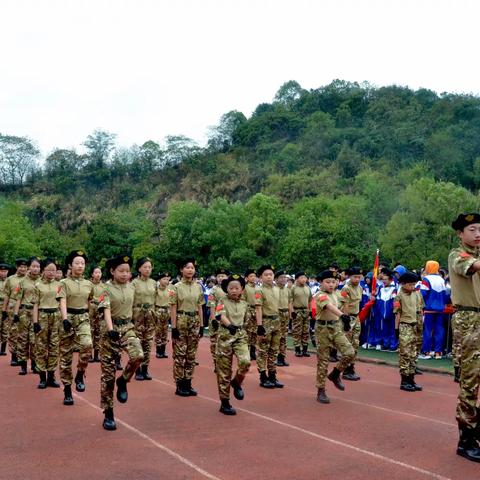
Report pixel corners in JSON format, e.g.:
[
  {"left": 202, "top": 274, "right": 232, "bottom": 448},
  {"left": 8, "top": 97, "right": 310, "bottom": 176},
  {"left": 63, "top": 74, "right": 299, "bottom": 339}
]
[
  {"left": 409, "top": 374, "right": 422, "bottom": 391},
  {"left": 219, "top": 398, "right": 237, "bottom": 415},
  {"left": 231, "top": 376, "right": 244, "bottom": 400},
  {"left": 277, "top": 353, "right": 289, "bottom": 367},
  {"left": 175, "top": 379, "right": 190, "bottom": 397},
  {"left": 317, "top": 388, "right": 330, "bottom": 404},
  {"left": 63, "top": 384, "right": 74, "bottom": 405},
  {"left": 415, "top": 366, "right": 423, "bottom": 375},
  {"left": 302, "top": 345, "right": 310, "bottom": 357},
  {"left": 116, "top": 375, "right": 128, "bottom": 403},
  {"left": 103, "top": 408, "right": 117, "bottom": 431},
  {"left": 327, "top": 367, "right": 345, "bottom": 391},
  {"left": 115, "top": 356, "right": 123, "bottom": 371},
  {"left": 249, "top": 345, "right": 256, "bottom": 361},
  {"left": 454, "top": 366, "right": 461, "bottom": 383},
  {"left": 10, "top": 353, "right": 18, "bottom": 366},
  {"left": 141, "top": 364, "right": 152, "bottom": 381},
  {"left": 38, "top": 371, "right": 47, "bottom": 389},
  {"left": 18, "top": 360, "right": 27, "bottom": 375},
  {"left": 89, "top": 349, "right": 100, "bottom": 363},
  {"left": 156, "top": 345, "right": 162, "bottom": 358},
  {"left": 135, "top": 367, "right": 144, "bottom": 381},
  {"left": 47, "top": 371, "right": 60, "bottom": 388},
  {"left": 400, "top": 374, "right": 416, "bottom": 392},
  {"left": 343, "top": 364, "right": 360, "bottom": 381},
  {"left": 457, "top": 427, "right": 480, "bottom": 462},
  {"left": 259, "top": 370, "right": 275, "bottom": 389},
  {"left": 268, "top": 371, "right": 284, "bottom": 388},
  {"left": 329, "top": 349, "right": 339, "bottom": 362},
  {"left": 74, "top": 370, "right": 86, "bottom": 392},
  {"left": 159, "top": 345, "right": 168, "bottom": 358},
  {"left": 294, "top": 346, "right": 302, "bottom": 357},
  {"left": 31, "top": 360, "right": 39, "bottom": 373},
  {"left": 0, "top": 342, "right": 6, "bottom": 356},
  {"left": 185, "top": 378, "right": 197, "bottom": 396}
]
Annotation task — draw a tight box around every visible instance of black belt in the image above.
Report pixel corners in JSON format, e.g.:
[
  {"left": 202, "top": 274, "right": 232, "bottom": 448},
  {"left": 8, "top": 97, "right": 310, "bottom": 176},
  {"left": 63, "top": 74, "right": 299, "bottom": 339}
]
[
  {"left": 177, "top": 310, "right": 197, "bottom": 317},
  {"left": 263, "top": 314, "right": 279, "bottom": 319},
  {"left": 400, "top": 322, "right": 416, "bottom": 326},
  {"left": 135, "top": 303, "right": 152, "bottom": 309},
  {"left": 67, "top": 308, "right": 88, "bottom": 314},
  {"left": 294, "top": 307, "right": 308, "bottom": 311},
  {"left": 455, "top": 306, "right": 480, "bottom": 313},
  {"left": 113, "top": 318, "right": 131, "bottom": 326},
  {"left": 39, "top": 308, "right": 58, "bottom": 313},
  {"left": 20, "top": 304, "right": 34, "bottom": 310},
  {"left": 279, "top": 308, "right": 289, "bottom": 312},
  {"left": 317, "top": 320, "right": 337, "bottom": 326},
  {"left": 221, "top": 324, "right": 243, "bottom": 330}
]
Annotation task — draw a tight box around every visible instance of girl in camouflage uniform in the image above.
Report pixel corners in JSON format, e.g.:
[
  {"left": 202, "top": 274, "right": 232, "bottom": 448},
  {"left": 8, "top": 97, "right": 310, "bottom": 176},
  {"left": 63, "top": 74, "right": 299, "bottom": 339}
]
[{"left": 88, "top": 266, "right": 104, "bottom": 363}]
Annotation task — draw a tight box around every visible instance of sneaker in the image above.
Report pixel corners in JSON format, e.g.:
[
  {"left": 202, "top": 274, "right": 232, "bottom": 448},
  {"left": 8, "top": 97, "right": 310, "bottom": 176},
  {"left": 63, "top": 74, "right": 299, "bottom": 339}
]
[
  {"left": 434, "top": 352, "right": 442, "bottom": 359},
  {"left": 361, "top": 343, "right": 368, "bottom": 349},
  {"left": 375, "top": 345, "right": 382, "bottom": 351},
  {"left": 418, "top": 354, "right": 432, "bottom": 360}
]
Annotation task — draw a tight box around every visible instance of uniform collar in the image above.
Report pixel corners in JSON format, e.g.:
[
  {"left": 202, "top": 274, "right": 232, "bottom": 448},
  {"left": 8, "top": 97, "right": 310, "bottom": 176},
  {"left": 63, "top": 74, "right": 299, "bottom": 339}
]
[
  {"left": 461, "top": 242, "right": 480, "bottom": 256},
  {"left": 181, "top": 278, "right": 195, "bottom": 285}
]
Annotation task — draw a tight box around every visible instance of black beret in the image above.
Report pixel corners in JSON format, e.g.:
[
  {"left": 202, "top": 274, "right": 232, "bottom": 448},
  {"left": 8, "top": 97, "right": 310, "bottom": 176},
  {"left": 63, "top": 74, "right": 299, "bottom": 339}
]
[
  {"left": 157, "top": 271, "right": 171, "bottom": 280},
  {"left": 136, "top": 257, "right": 152, "bottom": 271},
  {"left": 347, "top": 266, "right": 363, "bottom": 276},
  {"left": 317, "top": 270, "right": 336, "bottom": 282},
  {"left": 295, "top": 271, "right": 307, "bottom": 278},
  {"left": 41, "top": 258, "right": 56, "bottom": 270},
  {"left": 398, "top": 271, "right": 420, "bottom": 284},
  {"left": 382, "top": 268, "right": 395, "bottom": 279},
  {"left": 65, "top": 250, "right": 88, "bottom": 266},
  {"left": 177, "top": 258, "right": 196, "bottom": 270},
  {"left": 106, "top": 254, "right": 133, "bottom": 271},
  {"left": 0, "top": 262, "right": 11, "bottom": 270},
  {"left": 15, "top": 258, "right": 29, "bottom": 267},
  {"left": 27, "top": 256, "right": 41, "bottom": 267},
  {"left": 329, "top": 262, "right": 340, "bottom": 270},
  {"left": 215, "top": 268, "right": 230, "bottom": 276},
  {"left": 221, "top": 274, "right": 246, "bottom": 293},
  {"left": 257, "top": 265, "right": 275, "bottom": 276},
  {"left": 452, "top": 213, "right": 480, "bottom": 231},
  {"left": 274, "top": 270, "right": 286, "bottom": 279},
  {"left": 244, "top": 269, "right": 256, "bottom": 277}
]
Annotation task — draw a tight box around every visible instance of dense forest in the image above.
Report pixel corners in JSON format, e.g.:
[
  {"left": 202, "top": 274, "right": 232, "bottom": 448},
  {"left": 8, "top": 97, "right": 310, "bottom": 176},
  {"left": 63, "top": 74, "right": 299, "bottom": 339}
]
[{"left": 1, "top": 80, "right": 479, "bottom": 274}]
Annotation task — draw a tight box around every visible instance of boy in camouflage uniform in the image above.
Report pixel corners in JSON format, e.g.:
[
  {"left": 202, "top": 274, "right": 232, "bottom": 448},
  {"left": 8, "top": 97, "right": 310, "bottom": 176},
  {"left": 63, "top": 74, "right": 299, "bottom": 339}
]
[
  {"left": 154, "top": 272, "right": 171, "bottom": 359},
  {"left": 275, "top": 270, "right": 291, "bottom": 367},
  {"left": 0, "top": 262, "right": 11, "bottom": 356},
  {"left": 394, "top": 271, "right": 424, "bottom": 393},
  {"left": 314, "top": 270, "right": 354, "bottom": 404},
  {"left": 448, "top": 213, "right": 480, "bottom": 462},
  {"left": 88, "top": 266, "right": 104, "bottom": 363},
  {"left": 243, "top": 269, "right": 258, "bottom": 360},
  {"left": 215, "top": 274, "right": 251, "bottom": 416},
  {"left": 99, "top": 254, "right": 144, "bottom": 431},
  {"left": 289, "top": 271, "right": 312, "bottom": 358}
]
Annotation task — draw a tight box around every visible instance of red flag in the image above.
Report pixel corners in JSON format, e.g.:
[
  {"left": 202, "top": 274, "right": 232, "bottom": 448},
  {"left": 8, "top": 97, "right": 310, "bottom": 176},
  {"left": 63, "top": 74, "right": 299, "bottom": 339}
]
[{"left": 358, "top": 249, "right": 379, "bottom": 323}]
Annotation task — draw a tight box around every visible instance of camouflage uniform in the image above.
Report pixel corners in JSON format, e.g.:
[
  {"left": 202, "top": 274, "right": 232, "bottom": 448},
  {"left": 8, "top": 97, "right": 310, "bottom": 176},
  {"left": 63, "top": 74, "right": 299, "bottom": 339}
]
[
  {"left": 155, "top": 286, "right": 170, "bottom": 350},
  {"left": 99, "top": 281, "right": 144, "bottom": 410},
  {"left": 451, "top": 314, "right": 462, "bottom": 368},
  {"left": 339, "top": 282, "right": 363, "bottom": 362},
  {"left": 32, "top": 278, "right": 61, "bottom": 372},
  {"left": 277, "top": 284, "right": 290, "bottom": 357},
  {"left": 315, "top": 291, "right": 354, "bottom": 389},
  {"left": 207, "top": 285, "right": 226, "bottom": 369},
  {"left": 255, "top": 284, "right": 281, "bottom": 374},
  {"left": 290, "top": 283, "right": 312, "bottom": 349},
  {"left": 243, "top": 283, "right": 257, "bottom": 350},
  {"left": 57, "top": 276, "right": 94, "bottom": 385},
  {"left": 0, "top": 277, "right": 8, "bottom": 347},
  {"left": 448, "top": 244, "right": 480, "bottom": 430},
  {"left": 169, "top": 279, "right": 205, "bottom": 382},
  {"left": 132, "top": 277, "right": 157, "bottom": 368},
  {"left": 14, "top": 274, "right": 40, "bottom": 363},
  {"left": 4, "top": 273, "right": 26, "bottom": 354},
  {"left": 393, "top": 290, "right": 424, "bottom": 376},
  {"left": 89, "top": 281, "right": 105, "bottom": 354},
  {"left": 215, "top": 297, "right": 251, "bottom": 399}
]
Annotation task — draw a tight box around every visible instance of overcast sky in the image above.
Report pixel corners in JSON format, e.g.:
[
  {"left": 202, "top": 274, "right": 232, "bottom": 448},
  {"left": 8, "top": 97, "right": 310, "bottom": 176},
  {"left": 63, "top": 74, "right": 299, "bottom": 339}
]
[{"left": 1, "top": 0, "right": 478, "bottom": 157}]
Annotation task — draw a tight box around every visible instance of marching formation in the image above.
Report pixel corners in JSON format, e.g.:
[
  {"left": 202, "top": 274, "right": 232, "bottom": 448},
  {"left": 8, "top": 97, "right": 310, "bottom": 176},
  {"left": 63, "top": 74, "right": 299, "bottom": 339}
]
[{"left": 0, "top": 212, "right": 479, "bottom": 464}]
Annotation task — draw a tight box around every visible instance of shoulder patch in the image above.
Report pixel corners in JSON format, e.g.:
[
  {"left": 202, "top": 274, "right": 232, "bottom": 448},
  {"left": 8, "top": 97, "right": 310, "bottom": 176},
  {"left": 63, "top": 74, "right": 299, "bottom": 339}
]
[
  {"left": 168, "top": 290, "right": 175, "bottom": 297},
  {"left": 319, "top": 295, "right": 328, "bottom": 302},
  {"left": 57, "top": 286, "right": 62, "bottom": 294},
  {"left": 98, "top": 294, "right": 105, "bottom": 303},
  {"left": 255, "top": 292, "right": 262, "bottom": 299},
  {"left": 393, "top": 301, "right": 400, "bottom": 309},
  {"left": 459, "top": 252, "right": 472, "bottom": 259},
  {"left": 216, "top": 304, "right": 223, "bottom": 312},
  {"left": 341, "top": 290, "right": 348, "bottom": 298},
  {"left": 208, "top": 294, "right": 214, "bottom": 301}
]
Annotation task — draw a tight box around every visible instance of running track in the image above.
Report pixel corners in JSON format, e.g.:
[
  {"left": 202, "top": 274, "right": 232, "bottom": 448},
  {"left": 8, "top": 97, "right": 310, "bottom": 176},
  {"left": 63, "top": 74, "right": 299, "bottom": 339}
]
[{"left": 1, "top": 341, "right": 477, "bottom": 480}]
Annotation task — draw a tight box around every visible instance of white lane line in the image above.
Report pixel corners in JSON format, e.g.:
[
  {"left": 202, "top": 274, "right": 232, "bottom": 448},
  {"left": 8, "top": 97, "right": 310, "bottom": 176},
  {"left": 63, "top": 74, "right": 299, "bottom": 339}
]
[
  {"left": 152, "top": 379, "right": 452, "bottom": 480},
  {"left": 365, "top": 379, "right": 458, "bottom": 398},
  {"left": 74, "top": 394, "right": 223, "bottom": 480}
]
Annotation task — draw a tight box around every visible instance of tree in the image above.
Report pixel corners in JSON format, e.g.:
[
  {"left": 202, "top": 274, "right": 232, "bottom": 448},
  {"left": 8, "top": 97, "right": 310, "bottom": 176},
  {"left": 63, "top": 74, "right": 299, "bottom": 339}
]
[
  {"left": 163, "top": 135, "right": 200, "bottom": 166},
  {"left": 274, "top": 80, "right": 305, "bottom": 109},
  {"left": 207, "top": 110, "right": 247, "bottom": 151},
  {"left": 83, "top": 129, "right": 116, "bottom": 168},
  {"left": 0, "top": 134, "right": 39, "bottom": 186}
]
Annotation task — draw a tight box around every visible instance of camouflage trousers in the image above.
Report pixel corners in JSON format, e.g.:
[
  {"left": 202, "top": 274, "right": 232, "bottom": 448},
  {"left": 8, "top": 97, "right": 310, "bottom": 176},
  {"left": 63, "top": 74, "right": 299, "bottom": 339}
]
[
  {"left": 345, "top": 315, "right": 361, "bottom": 364},
  {"left": 154, "top": 307, "right": 170, "bottom": 347},
  {"left": 455, "top": 311, "right": 480, "bottom": 429},
  {"left": 100, "top": 321, "right": 144, "bottom": 410},
  {"left": 216, "top": 326, "right": 250, "bottom": 400},
  {"left": 35, "top": 310, "right": 60, "bottom": 372},
  {"left": 133, "top": 307, "right": 156, "bottom": 368},
  {"left": 451, "top": 313, "right": 462, "bottom": 368},
  {"left": 209, "top": 317, "right": 219, "bottom": 369},
  {"left": 89, "top": 304, "right": 101, "bottom": 352},
  {"left": 278, "top": 310, "right": 290, "bottom": 356},
  {"left": 245, "top": 306, "right": 257, "bottom": 347},
  {"left": 17, "top": 308, "right": 35, "bottom": 362},
  {"left": 315, "top": 321, "right": 354, "bottom": 389},
  {"left": 173, "top": 313, "right": 200, "bottom": 381},
  {"left": 398, "top": 323, "right": 417, "bottom": 376},
  {"left": 257, "top": 316, "right": 281, "bottom": 373},
  {"left": 8, "top": 311, "right": 18, "bottom": 354},
  {"left": 0, "top": 307, "right": 9, "bottom": 344},
  {"left": 292, "top": 309, "right": 310, "bottom": 348},
  {"left": 59, "top": 313, "right": 92, "bottom": 385},
  {"left": 414, "top": 316, "right": 423, "bottom": 364}
]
